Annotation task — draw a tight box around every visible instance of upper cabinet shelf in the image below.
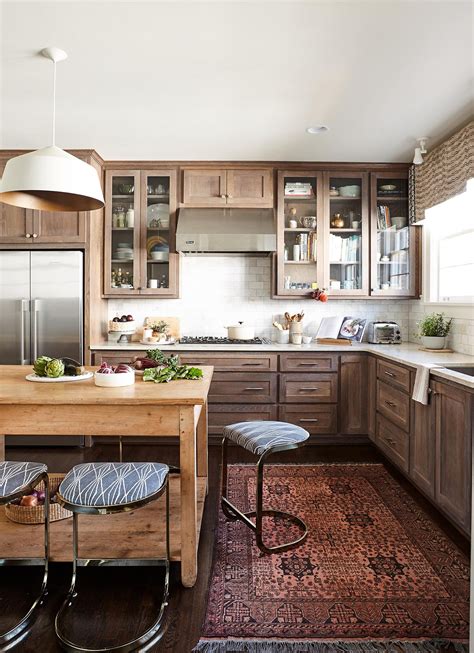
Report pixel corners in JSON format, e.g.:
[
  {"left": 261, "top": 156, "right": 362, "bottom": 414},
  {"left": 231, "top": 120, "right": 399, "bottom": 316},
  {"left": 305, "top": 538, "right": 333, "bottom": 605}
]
[
  {"left": 273, "top": 167, "right": 419, "bottom": 299},
  {"left": 181, "top": 168, "right": 274, "bottom": 207},
  {"left": 104, "top": 169, "right": 179, "bottom": 298}
]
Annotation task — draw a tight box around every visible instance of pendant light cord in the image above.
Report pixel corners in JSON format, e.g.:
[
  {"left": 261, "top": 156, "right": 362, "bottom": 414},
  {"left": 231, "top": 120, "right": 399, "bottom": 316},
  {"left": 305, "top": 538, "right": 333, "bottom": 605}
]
[{"left": 51, "top": 60, "right": 56, "bottom": 146}]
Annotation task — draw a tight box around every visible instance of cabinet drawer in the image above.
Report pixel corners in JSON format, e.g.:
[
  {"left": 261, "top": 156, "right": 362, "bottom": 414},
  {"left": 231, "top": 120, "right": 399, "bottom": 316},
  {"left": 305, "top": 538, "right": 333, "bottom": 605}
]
[
  {"left": 209, "top": 372, "right": 276, "bottom": 404},
  {"left": 376, "top": 414, "right": 409, "bottom": 472},
  {"left": 179, "top": 353, "right": 277, "bottom": 372},
  {"left": 280, "top": 374, "right": 338, "bottom": 403},
  {"left": 279, "top": 405, "right": 337, "bottom": 435},
  {"left": 280, "top": 354, "right": 338, "bottom": 372},
  {"left": 377, "top": 359, "right": 411, "bottom": 393},
  {"left": 208, "top": 404, "right": 277, "bottom": 436},
  {"left": 377, "top": 380, "right": 410, "bottom": 431}
]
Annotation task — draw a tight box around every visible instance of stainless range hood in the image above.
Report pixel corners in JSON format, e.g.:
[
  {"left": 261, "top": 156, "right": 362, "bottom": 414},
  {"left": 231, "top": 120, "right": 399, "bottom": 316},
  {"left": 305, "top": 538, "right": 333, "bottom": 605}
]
[{"left": 176, "top": 208, "right": 276, "bottom": 255}]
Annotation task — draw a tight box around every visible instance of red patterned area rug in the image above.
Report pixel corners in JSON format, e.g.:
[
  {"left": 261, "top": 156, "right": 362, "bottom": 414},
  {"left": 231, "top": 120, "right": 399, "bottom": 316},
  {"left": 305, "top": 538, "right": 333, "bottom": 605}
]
[{"left": 194, "top": 464, "right": 469, "bottom": 653}]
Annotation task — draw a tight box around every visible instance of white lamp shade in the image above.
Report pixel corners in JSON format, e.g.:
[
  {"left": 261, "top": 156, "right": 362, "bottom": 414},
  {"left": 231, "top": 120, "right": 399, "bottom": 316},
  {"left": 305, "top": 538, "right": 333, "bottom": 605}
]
[{"left": 0, "top": 145, "right": 104, "bottom": 212}]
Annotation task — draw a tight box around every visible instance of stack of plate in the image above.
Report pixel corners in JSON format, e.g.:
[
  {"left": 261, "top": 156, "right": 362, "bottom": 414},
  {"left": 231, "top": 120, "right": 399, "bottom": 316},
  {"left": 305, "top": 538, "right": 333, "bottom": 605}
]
[{"left": 115, "top": 243, "right": 133, "bottom": 259}]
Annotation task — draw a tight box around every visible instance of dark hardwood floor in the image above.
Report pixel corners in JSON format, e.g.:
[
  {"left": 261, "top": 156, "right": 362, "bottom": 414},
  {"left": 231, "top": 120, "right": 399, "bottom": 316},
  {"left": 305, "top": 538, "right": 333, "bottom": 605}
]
[{"left": 0, "top": 442, "right": 469, "bottom": 652}]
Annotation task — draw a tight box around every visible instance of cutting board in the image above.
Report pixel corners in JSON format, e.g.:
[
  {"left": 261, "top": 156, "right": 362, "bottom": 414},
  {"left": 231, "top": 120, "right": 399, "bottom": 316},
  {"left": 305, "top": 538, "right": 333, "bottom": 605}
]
[{"left": 144, "top": 317, "right": 181, "bottom": 340}]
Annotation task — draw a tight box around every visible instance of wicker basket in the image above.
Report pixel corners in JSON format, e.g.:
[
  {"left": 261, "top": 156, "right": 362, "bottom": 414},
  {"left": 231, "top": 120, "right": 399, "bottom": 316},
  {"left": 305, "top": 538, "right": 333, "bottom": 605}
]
[{"left": 5, "top": 473, "right": 72, "bottom": 525}]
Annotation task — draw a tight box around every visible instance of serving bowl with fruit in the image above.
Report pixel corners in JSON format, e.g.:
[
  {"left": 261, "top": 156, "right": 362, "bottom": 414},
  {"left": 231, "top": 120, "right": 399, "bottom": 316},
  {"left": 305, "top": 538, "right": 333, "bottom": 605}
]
[
  {"left": 94, "top": 362, "right": 135, "bottom": 387},
  {"left": 5, "top": 474, "right": 72, "bottom": 524}
]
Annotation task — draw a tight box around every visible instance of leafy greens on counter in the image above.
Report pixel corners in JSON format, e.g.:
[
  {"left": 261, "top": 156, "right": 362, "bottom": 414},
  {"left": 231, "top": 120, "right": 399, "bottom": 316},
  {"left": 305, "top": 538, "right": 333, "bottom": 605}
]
[{"left": 142, "top": 349, "right": 203, "bottom": 383}]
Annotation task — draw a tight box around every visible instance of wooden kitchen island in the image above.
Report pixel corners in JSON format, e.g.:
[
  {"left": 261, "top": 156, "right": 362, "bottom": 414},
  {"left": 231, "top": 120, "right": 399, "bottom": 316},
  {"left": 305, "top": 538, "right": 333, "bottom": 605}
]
[{"left": 0, "top": 365, "right": 213, "bottom": 587}]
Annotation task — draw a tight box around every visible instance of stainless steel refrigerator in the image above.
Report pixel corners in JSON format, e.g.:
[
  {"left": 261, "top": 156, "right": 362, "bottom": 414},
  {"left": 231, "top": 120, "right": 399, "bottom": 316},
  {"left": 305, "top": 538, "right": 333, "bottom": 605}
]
[{"left": 0, "top": 250, "right": 84, "bottom": 446}]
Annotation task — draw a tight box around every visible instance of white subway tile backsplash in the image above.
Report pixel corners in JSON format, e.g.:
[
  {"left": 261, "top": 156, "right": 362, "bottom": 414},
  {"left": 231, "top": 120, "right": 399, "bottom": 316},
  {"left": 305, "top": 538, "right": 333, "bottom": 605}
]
[
  {"left": 105, "top": 257, "right": 474, "bottom": 353},
  {"left": 407, "top": 299, "right": 474, "bottom": 355}
]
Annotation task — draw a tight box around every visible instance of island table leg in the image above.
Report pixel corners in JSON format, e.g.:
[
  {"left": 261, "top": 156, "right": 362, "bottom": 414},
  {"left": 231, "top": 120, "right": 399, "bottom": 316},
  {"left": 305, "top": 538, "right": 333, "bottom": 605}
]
[
  {"left": 196, "top": 402, "right": 208, "bottom": 483},
  {"left": 179, "top": 406, "right": 198, "bottom": 588}
]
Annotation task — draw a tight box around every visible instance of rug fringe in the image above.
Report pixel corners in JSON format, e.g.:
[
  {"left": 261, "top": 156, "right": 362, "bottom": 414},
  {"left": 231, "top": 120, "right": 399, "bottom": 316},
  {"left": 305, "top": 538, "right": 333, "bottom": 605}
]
[{"left": 192, "top": 640, "right": 468, "bottom": 653}]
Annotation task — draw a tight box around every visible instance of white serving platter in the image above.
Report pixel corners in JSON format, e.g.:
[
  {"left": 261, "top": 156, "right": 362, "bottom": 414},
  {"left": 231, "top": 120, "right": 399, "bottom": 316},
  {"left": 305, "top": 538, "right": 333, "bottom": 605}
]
[{"left": 26, "top": 372, "right": 94, "bottom": 383}]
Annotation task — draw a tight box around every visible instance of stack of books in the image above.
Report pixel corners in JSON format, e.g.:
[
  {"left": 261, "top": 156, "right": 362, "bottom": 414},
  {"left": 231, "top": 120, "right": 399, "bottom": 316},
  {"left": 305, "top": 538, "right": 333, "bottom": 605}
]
[
  {"left": 284, "top": 182, "right": 314, "bottom": 197},
  {"left": 377, "top": 205, "right": 392, "bottom": 229},
  {"left": 329, "top": 234, "right": 360, "bottom": 262},
  {"left": 296, "top": 232, "right": 317, "bottom": 261}
]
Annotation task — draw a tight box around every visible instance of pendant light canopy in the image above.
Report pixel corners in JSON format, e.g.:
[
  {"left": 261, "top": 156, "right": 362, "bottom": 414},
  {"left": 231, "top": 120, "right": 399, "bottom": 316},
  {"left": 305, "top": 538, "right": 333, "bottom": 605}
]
[{"left": 0, "top": 47, "right": 104, "bottom": 212}]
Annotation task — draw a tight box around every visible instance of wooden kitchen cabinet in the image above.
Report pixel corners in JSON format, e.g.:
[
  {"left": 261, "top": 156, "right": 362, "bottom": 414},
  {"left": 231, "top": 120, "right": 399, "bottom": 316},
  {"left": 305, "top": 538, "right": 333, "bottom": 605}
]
[
  {"left": 280, "top": 373, "right": 338, "bottom": 403},
  {"left": 279, "top": 404, "right": 337, "bottom": 437},
  {"left": 432, "top": 379, "right": 471, "bottom": 533},
  {"left": 208, "top": 404, "right": 278, "bottom": 436},
  {"left": 104, "top": 169, "right": 179, "bottom": 297},
  {"left": 31, "top": 210, "right": 86, "bottom": 243},
  {"left": 182, "top": 168, "right": 273, "bottom": 207},
  {"left": 0, "top": 201, "right": 33, "bottom": 243},
  {"left": 377, "top": 379, "right": 410, "bottom": 432},
  {"left": 209, "top": 372, "right": 277, "bottom": 404},
  {"left": 410, "top": 399, "right": 435, "bottom": 499},
  {"left": 376, "top": 413, "right": 409, "bottom": 473},
  {"left": 340, "top": 354, "right": 368, "bottom": 434},
  {"left": 367, "top": 356, "right": 376, "bottom": 441}
]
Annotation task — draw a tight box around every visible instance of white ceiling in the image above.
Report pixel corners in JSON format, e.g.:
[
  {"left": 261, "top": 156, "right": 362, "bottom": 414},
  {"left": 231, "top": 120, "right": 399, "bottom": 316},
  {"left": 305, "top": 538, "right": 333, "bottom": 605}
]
[{"left": 1, "top": 1, "right": 472, "bottom": 162}]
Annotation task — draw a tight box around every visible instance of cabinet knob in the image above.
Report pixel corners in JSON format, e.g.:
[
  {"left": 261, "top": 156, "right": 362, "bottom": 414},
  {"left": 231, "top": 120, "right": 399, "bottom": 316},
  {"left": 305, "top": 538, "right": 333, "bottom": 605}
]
[
  {"left": 25, "top": 233, "right": 31, "bottom": 238},
  {"left": 32, "top": 233, "right": 38, "bottom": 239},
  {"left": 220, "top": 194, "right": 226, "bottom": 199}
]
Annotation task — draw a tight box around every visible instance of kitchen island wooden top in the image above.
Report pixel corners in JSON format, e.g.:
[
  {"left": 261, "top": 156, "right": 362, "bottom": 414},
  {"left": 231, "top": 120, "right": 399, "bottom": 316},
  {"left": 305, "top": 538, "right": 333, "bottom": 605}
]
[{"left": 0, "top": 365, "right": 213, "bottom": 405}]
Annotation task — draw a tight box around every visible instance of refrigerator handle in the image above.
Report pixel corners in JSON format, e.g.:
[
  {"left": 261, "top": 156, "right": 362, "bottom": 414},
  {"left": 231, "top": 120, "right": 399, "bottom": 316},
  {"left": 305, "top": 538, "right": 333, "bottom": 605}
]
[
  {"left": 31, "top": 299, "right": 39, "bottom": 362},
  {"left": 20, "top": 299, "right": 30, "bottom": 365}
]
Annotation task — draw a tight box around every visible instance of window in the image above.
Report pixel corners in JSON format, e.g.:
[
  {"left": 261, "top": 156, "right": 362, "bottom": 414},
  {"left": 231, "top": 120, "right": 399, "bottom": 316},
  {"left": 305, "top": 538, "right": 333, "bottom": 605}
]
[{"left": 424, "top": 179, "right": 474, "bottom": 304}]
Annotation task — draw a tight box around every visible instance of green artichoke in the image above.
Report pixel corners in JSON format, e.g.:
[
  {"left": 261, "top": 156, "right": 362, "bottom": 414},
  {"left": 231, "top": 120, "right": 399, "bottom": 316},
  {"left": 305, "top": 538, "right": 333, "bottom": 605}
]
[
  {"left": 33, "top": 355, "right": 52, "bottom": 377},
  {"left": 45, "top": 358, "right": 65, "bottom": 378}
]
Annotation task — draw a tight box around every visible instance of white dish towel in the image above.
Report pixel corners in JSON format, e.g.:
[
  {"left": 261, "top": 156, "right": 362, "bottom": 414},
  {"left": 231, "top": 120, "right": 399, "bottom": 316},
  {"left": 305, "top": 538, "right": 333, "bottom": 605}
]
[{"left": 412, "top": 364, "right": 438, "bottom": 405}]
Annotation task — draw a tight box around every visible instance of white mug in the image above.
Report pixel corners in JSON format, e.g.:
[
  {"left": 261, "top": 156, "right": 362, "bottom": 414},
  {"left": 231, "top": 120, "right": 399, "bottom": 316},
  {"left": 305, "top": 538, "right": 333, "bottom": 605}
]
[
  {"left": 148, "top": 279, "right": 158, "bottom": 288},
  {"left": 289, "top": 219, "right": 298, "bottom": 229},
  {"left": 291, "top": 333, "right": 302, "bottom": 345}
]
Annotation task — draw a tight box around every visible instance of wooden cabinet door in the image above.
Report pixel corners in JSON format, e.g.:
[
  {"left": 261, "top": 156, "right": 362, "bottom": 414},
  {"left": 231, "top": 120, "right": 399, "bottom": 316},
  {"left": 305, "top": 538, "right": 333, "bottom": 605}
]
[
  {"left": 182, "top": 169, "right": 227, "bottom": 206},
  {"left": 340, "top": 354, "right": 368, "bottom": 434},
  {"left": 410, "top": 399, "right": 435, "bottom": 499},
  {"left": 226, "top": 169, "right": 273, "bottom": 207},
  {"left": 433, "top": 380, "right": 471, "bottom": 532},
  {"left": 0, "top": 203, "right": 33, "bottom": 243},
  {"left": 367, "top": 356, "right": 376, "bottom": 441},
  {"left": 32, "top": 210, "right": 86, "bottom": 243}
]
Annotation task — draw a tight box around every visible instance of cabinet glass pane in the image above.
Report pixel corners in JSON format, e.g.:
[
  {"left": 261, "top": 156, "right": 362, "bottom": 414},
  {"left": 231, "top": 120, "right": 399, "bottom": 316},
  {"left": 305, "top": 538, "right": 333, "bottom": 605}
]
[
  {"left": 145, "top": 176, "right": 170, "bottom": 290},
  {"left": 110, "top": 176, "right": 135, "bottom": 290},
  {"left": 328, "top": 177, "right": 363, "bottom": 291},
  {"left": 375, "top": 177, "right": 410, "bottom": 291},
  {"left": 282, "top": 176, "right": 318, "bottom": 292}
]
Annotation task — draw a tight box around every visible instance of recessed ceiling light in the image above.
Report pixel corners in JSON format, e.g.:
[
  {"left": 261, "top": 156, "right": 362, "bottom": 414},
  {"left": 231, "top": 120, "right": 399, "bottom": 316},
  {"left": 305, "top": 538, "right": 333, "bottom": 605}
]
[{"left": 306, "top": 125, "right": 329, "bottom": 135}]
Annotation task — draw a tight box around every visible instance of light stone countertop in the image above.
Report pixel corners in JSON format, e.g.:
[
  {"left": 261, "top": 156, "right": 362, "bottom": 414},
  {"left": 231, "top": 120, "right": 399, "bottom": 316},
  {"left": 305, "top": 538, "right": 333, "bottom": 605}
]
[{"left": 90, "top": 341, "right": 474, "bottom": 389}]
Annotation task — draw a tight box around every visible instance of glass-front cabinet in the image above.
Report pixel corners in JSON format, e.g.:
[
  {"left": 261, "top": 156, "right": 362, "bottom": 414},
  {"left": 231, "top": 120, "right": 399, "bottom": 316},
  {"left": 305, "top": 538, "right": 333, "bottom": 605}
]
[
  {"left": 370, "top": 171, "right": 415, "bottom": 296},
  {"left": 275, "top": 171, "right": 324, "bottom": 296},
  {"left": 323, "top": 171, "right": 369, "bottom": 296},
  {"left": 104, "top": 169, "right": 178, "bottom": 297}
]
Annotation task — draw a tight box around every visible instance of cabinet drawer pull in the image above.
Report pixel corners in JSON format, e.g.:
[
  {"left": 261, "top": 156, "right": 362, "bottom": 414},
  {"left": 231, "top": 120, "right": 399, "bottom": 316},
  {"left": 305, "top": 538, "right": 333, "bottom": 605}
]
[
  {"left": 299, "top": 418, "right": 319, "bottom": 422},
  {"left": 32, "top": 233, "right": 38, "bottom": 239},
  {"left": 299, "top": 362, "right": 318, "bottom": 366},
  {"left": 300, "top": 387, "right": 319, "bottom": 391},
  {"left": 384, "top": 437, "right": 396, "bottom": 446},
  {"left": 220, "top": 194, "right": 226, "bottom": 199},
  {"left": 25, "top": 233, "right": 31, "bottom": 238},
  {"left": 242, "top": 362, "right": 262, "bottom": 366},
  {"left": 384, "top": 400, "right": 396, "bottom": 408},
  {"left": 245, "top": 387, "right": 264, "bottom": 391},
  {"left": 384, "top": 371, "right": 396, "bottom": 378}
]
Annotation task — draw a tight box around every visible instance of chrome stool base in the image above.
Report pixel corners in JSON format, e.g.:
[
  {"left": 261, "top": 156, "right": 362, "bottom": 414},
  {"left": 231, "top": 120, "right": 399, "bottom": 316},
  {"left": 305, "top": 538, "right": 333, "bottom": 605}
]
[
  {"left": 0, "top": 468, "right": 49, "bottom": 646},
  {"left": 221, "top": 438, "right": 308, "bottom": 554},
  {"left": 55, "top": 475, "right": 170, "bottom": 653}
]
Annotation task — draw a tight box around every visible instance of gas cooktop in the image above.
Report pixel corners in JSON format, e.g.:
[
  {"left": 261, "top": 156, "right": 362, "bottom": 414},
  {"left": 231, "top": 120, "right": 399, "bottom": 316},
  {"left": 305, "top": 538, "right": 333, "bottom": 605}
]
[{"left": 180, "top": 336, "right": 270, "bottom": 345}]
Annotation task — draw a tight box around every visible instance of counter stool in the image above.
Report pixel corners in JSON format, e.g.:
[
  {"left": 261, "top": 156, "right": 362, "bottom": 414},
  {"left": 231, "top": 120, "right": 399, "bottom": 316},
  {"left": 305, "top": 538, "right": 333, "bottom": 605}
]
[
  {"left": 0, "top": 461, "right": 49, "bottom": 645},
  {"left": 221, "top": 421, "right": 309, "bottom": 554},
  {"left": 54, "top": 461, "right": 170, "bottom": 653}
]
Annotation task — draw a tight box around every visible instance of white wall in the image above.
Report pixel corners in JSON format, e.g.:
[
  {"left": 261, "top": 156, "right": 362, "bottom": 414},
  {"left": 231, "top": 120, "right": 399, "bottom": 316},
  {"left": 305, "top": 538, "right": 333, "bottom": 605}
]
[{"left": 108, "top": 256, "right": 410, "bottom": 340}]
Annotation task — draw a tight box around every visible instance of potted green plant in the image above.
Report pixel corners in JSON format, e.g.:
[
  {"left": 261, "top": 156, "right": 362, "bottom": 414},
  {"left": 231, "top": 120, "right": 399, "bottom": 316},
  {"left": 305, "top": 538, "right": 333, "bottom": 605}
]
[
  {"left": 148, "top": 320, "right": 169, "bottom": 343},
  {"left": 418, "top": 312, "right": 452, "bottom": 350}
]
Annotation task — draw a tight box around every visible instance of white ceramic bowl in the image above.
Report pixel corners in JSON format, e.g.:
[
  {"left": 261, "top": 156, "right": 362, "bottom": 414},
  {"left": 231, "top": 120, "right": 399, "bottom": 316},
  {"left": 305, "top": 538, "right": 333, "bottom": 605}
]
[
  {"left": 339, "top": 185, "right": 360, "bottom": 198},
  {"left": 94, "top": 370, "right": 135, "bottom": 387},
  {"left": 150, "top": 251, "right": 169, "bottom": 261}
]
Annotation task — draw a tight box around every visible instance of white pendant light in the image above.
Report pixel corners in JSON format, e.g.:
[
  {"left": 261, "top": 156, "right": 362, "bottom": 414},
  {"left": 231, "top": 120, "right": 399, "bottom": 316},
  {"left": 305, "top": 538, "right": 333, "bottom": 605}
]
[{"left": 0, "top": 47, "right": 104, "bottom": 212}]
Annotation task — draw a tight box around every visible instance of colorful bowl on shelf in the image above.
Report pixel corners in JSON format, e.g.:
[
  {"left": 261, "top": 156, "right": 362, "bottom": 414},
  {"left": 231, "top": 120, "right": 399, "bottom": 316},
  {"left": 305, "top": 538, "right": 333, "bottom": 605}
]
[
  {"left": 339, "top": 185, "right": 360, "bottom": 198},
  {"left": 150, "top": 251, "right": 169, "bottom": 261},
  {"left": 146, "top": 235, "right": 168, "bottom": 257}
]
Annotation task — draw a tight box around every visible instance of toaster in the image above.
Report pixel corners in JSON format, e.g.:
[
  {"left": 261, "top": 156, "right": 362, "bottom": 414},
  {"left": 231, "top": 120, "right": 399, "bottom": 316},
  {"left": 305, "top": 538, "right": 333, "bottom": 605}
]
[{"left": 367, "top": 321, "right": 402, "bottom": 344}]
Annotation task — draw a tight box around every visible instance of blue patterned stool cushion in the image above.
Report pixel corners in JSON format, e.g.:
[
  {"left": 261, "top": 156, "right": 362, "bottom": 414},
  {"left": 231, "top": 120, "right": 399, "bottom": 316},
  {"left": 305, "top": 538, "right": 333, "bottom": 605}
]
[
  {"left": 0, "top": 461, "right": 47, "bottom": 499},
  {"left": 59, "top": 462, "right": 169, "bottom": 508},
  {"left": 223, "top": 421, "right": 309, "bottom": 456}
]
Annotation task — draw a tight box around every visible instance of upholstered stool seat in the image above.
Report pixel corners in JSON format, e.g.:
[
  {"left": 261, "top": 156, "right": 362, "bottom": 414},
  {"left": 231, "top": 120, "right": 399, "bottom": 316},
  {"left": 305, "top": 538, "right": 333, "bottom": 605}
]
[
  {"left": 55, "top": 461, "right": 170, "bottom": 653},
  {"left": 0, "top": 461, "right": 49, "bottom": 646},
  {"left": 0, "top": 461, "right": 48, "bottom": 499},
  {"left": 221, "top": 420, "right": 309, "bottom": 554},
  {"left": 59, "top": 462, "right": 169, "bottom": 509},
  {"left": 223, "top": 420, "right": 309, "bottom": 456}
]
